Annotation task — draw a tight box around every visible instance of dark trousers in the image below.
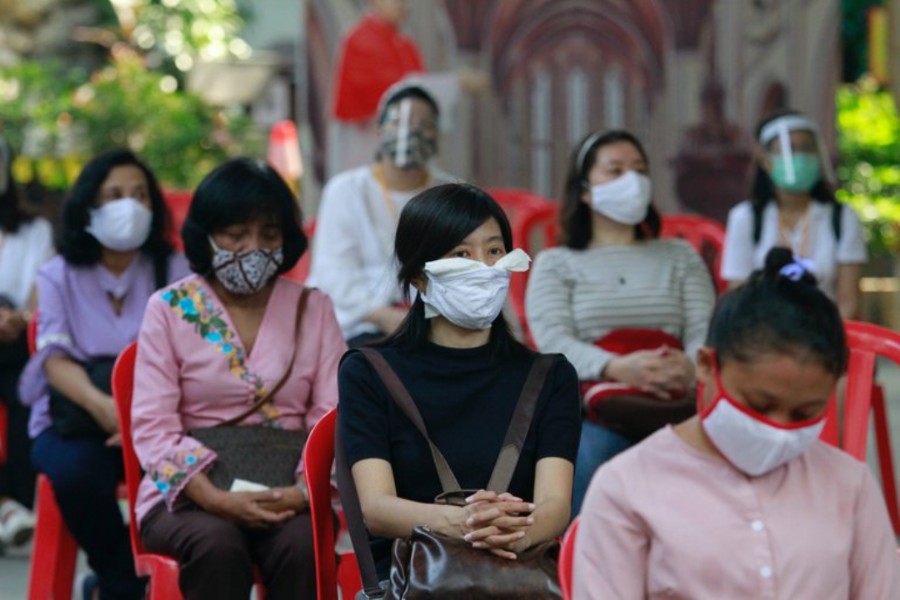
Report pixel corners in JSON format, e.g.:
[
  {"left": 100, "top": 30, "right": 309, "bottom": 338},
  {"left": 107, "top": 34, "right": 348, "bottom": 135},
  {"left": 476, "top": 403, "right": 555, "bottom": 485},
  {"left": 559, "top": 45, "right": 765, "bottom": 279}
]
[
  {"left": 31, "top": 428, "right": 145, "bottom": 600},
  {"left": 0, "top": 337, "right": 35, "bottom": 507},
  {"left": 141, "top": 503, "right": 316, "bottom": 600}
]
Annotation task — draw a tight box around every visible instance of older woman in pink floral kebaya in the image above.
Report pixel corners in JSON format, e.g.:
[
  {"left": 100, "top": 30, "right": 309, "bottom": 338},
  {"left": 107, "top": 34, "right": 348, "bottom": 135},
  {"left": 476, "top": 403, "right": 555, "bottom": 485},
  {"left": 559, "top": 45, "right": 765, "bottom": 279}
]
[{"left": 131, "top": 158, "right": 346, "bottom": 600}]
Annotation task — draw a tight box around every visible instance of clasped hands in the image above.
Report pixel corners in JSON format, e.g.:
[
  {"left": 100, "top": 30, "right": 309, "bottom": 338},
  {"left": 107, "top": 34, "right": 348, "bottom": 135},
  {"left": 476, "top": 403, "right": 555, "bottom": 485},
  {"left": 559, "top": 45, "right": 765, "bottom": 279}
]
[{"left": 459, "top": 490, "right": 536, "bottom": 560}]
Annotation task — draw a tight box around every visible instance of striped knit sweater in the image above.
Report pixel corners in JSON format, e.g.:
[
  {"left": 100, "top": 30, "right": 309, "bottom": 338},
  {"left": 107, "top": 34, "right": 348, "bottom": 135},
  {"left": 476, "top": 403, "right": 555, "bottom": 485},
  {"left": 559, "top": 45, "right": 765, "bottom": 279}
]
[{"left": 525, "top": 239, "right": 715, "bottom": 381}]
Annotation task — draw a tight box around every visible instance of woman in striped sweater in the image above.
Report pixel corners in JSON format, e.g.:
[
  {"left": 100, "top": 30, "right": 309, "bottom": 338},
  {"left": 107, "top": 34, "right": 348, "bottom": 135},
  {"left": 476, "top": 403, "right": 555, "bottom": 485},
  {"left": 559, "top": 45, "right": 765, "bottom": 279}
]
[{"left": 525, "top": 130, "right": 715, "bottom": 514}]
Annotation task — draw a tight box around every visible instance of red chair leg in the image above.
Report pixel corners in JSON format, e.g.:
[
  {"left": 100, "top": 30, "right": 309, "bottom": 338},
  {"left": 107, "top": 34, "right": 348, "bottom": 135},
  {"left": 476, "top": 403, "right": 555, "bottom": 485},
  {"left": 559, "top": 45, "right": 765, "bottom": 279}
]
[
  {"left": 338, "top": 552, "right": 361, "bottom": 599},
  {"left": 871, "top": 386, "right": 900, "bottom": 535},
  {"left": 28, "top": 475, "right": 79, "bottom": 600}
]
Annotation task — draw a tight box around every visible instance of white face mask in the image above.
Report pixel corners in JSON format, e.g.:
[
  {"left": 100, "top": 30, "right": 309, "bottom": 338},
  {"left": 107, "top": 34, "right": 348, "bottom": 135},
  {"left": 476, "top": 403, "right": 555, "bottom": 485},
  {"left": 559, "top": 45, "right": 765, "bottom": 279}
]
[
  {"left": 85, "top": 197, "right": 153, "bottom": 252},
  {"left": 421, "top": 248, "right": 530, "bottom": 330},
  {"left": 700, "top": 363, "right": 826, "bottom": 477},
  {"left": 589, "top": 170, "right": 652, "bottom": 225}
]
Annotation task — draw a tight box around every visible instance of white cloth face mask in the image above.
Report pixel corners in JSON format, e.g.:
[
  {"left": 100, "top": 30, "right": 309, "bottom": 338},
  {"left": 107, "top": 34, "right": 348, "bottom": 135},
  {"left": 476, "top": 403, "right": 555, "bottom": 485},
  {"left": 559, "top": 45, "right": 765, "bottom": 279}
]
[
  {"left": 589, "top": 170, "right": 652, "bottom": 225},
  {"left": 700, "top": 370, "right": 826, "bottom": 476},
  {"left": 86, "top": 197, "right": 154, "bottom": 252},
  {"left": 420, "top": 248, "right": 530, "bottom": 330}
]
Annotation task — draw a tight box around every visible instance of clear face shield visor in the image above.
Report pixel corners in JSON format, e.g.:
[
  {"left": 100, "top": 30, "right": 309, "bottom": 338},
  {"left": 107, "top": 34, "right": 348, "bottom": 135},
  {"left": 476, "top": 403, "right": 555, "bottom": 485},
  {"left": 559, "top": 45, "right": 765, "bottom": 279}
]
[{"left": 758, "top": 115, "right": 835, "bottom": 187}]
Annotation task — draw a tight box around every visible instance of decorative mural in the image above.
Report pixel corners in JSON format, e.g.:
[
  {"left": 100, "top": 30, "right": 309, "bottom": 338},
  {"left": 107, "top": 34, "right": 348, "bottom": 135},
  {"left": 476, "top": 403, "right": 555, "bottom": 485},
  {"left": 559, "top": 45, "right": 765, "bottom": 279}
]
[{"left": 305, "top": 0, "right": 840, "bottom": 222}]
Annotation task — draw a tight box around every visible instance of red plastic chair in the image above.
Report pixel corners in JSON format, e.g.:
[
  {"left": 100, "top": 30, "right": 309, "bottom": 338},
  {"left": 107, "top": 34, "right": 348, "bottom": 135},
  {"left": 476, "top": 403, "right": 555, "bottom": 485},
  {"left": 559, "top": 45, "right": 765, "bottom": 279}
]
[
  {"left": 282, "top": 220, "right": 317, "bottom": 284},
  {"left": 558, "top": 516, "right": 580, "bottom": 600},
  {"left": 26, "top": 309, "right": 85, "bottom": 600},
  {"left": 487, "top": 188, "right": 554, "bottom": 230},
  {"left": 508, "top": 203, "right": 559, "bottom": 345},
  {"left": 162, "top": 190, "right": 192, "bottom": 252},
  {"left": 304, "top": 408, "right": 362, "bottom": 600},
  {"left": 659, "top": 215, "right": 727, "bottom": 294},
  {"left": 112, "top": 343, "right": 185, "bottom": 600},
  {"left": 819, "top": 321, "right": 900, "bottom": 534}
]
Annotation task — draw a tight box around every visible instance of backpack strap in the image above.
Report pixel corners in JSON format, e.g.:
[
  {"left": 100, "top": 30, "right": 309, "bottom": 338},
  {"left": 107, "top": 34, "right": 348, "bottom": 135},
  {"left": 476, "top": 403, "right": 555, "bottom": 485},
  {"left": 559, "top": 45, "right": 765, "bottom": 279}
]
[{"left": 831, "top": 201, "right": 843, "bottom": 242}]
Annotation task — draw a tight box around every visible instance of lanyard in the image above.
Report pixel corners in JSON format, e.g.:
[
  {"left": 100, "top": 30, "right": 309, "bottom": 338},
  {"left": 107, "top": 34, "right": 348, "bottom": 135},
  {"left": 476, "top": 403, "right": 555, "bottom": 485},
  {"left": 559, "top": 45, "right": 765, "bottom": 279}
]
[
  {"left": 370, "top": 163, "right": 430, "bottom": 224},
  {"left": 777, "top": 206, "right": 810, "bottom": 258}
]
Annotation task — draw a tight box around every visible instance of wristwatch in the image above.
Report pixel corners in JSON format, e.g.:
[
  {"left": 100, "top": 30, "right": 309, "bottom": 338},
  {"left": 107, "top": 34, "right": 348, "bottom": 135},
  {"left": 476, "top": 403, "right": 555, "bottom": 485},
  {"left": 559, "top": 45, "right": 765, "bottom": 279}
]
[{"left": 295, "top": 478, "right": 310, "bottom": 507}]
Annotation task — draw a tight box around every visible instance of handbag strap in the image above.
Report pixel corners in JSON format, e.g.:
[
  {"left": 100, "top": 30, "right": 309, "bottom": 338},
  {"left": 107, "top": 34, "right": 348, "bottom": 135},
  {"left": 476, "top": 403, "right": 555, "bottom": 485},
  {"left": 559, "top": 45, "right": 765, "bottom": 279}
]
[
  {"left": 485, "top": 353, "right": 554, "bottom": 493},
  {"left": 337, "top": 350, "right": 555, "bottom": 598},
  {"left": 217, "top": 287, "right": 310, "bottom": 428},
  {"left": 335, "top": 423, "right": 385, "bottom": 598},
  {"left": 359, "top": 349, "right": 554, "bottom": 494},
  {"left": 358, "top": 348, "right": 461, "bottom": 492}
]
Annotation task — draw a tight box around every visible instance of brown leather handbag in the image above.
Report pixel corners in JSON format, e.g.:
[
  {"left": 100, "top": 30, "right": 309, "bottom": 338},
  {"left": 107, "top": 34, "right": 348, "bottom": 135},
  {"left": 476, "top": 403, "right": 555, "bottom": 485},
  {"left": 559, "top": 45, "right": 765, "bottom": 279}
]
[
  {"left": 190, "top": 288, "right": 310, "bottom": 490},
  {"left": 337, "top": 349, "right": 562, "bottom": 600}
]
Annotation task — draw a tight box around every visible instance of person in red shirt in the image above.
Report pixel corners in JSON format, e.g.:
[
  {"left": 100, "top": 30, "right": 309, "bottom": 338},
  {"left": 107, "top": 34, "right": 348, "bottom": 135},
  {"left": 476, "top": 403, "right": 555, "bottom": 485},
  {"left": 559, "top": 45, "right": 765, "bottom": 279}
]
[{"left": 332, "top": 0, "right": 425, "bottom": 123}]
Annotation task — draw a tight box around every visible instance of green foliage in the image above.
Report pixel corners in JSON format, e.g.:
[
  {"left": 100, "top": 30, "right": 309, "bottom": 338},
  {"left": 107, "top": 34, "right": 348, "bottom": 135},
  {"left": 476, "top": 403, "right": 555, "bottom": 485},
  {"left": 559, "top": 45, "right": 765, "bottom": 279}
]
[
  {"left": 836, "top": 76, "right": 900, "bottom": 256},
  {"left": 0, "top": 0, "right": 261, "bottom": 190}
]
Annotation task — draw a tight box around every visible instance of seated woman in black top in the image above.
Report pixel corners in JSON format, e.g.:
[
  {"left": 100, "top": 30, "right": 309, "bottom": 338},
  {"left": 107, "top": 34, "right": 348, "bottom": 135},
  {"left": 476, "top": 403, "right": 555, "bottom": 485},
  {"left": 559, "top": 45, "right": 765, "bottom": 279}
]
[{"left": 339, "top": 183, "right": 581, "bottom": 576}]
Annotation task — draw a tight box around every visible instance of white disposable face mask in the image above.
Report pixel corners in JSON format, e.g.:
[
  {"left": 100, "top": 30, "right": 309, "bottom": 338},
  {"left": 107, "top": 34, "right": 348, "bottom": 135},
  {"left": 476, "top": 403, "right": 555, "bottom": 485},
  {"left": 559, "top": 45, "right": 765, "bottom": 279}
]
[
  {"left": 700, "top": 362, "right": 826, "bottom": 477},
  {"left": 420, "top": 248, "right": 530, "bottom": 330},
  {"left": 86, "top": 197, "right": 153, "bottom": 252},
  {"left": 589, "top": 171, "right": 652, "bottom": 225}
]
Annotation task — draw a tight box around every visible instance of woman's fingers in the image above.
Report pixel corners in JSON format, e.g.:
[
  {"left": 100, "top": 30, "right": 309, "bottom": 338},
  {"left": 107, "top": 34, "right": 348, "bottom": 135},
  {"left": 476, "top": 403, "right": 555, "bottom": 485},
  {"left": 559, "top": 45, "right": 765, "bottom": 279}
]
[
  {"left": 466, "top": 501, "right": 535, "bottom": 527},
  {"left": 470, "top": 530, "right": 526, "bottom": 549},
  {"left": 486, "top": 547, "right": 518, "bottom": 560}
]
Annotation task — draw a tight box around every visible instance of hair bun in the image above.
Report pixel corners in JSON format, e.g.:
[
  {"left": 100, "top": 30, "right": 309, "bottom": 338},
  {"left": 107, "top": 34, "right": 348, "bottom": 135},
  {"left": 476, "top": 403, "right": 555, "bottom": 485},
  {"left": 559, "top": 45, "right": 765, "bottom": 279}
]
[{"left": 758, "top": 246, "right": 818, "bottom": 285}]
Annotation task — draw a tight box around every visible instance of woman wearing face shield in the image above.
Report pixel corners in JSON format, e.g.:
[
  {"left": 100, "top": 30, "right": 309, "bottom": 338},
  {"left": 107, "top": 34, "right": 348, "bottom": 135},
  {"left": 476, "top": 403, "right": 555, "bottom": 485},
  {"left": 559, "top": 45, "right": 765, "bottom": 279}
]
[
  {"left": 525, "top": 131, "right": 716, "bottom": 515},
  {"left": 132, "top": 158, "right": 346, "bottom": 599},
  {"left": 308, "top": 82, "right": 456, "bottom": 347},
  {"left": 721, "top": 110, "right": 868, "bottom": 319},
  {"left": 18, "top": 148, "right": 191, "bottom": 600},
  {"left": 338, "top": 183, "right": 581, "bottom": 583},
  {"left": 574, "top": 247, "right": 899, "bottom": 599}
]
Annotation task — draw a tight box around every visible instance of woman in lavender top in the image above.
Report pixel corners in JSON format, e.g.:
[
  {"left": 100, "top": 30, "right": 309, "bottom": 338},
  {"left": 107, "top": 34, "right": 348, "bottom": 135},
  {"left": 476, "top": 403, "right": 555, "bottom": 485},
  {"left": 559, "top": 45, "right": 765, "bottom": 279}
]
[{"left": 19, "top": 149, "right": 189, "bottom": 600}]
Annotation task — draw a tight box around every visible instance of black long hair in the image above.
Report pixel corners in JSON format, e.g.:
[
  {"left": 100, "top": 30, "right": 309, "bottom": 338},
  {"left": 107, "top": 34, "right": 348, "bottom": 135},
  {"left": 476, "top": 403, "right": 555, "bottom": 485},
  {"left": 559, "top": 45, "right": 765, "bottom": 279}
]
[
  {"left": 181, "top": 158, "right": 307, "bottom": 276},
  {"left": 707, "top": 246, "right": 846, "bottom": 376},
  {"left": 0, "top": 138, "right": 34, "bottom": 234},
  {"left": 379, "top": 183, "right": 529, "bottom": 359},
  {"left": 58, "top": 148, "right": 172, "bottom": 266},
  {"left": 750, "top": 109, "right": 840, "bottom": 244},
  {"left": 560, "top": 130, "right": 661, "bottom": 250}
]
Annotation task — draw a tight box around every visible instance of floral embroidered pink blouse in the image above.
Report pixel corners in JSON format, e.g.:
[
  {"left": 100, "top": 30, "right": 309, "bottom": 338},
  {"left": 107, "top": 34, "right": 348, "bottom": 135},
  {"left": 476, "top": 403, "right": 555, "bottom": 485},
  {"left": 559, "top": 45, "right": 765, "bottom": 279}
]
[{"left": 131, "top": 275, "right": 347, "bottom": 523}]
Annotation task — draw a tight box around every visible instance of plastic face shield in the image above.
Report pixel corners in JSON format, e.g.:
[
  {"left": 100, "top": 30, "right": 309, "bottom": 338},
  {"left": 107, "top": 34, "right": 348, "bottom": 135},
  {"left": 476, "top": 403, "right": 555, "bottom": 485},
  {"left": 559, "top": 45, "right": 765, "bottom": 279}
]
[{"left": 757, "top": 114, "right": 835, "bottom": 186}]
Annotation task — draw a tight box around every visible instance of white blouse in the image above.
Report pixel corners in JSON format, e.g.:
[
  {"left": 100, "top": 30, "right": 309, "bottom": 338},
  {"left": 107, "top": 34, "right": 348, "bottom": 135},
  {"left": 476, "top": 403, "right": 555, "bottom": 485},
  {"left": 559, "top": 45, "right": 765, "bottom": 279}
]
[{"left": 0, "top": 217, "right": 54, "bottom": 308}]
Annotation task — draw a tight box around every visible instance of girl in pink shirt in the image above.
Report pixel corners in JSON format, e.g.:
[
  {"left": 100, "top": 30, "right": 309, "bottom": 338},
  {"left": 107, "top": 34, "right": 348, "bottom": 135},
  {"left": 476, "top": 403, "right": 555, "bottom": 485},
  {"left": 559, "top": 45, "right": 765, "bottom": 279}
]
[
  {"left": 132, "top": 158, "right": 346, "bottom": 600},
  {"left": 575, "top": 247, "right": 899, "bottom": 599}
]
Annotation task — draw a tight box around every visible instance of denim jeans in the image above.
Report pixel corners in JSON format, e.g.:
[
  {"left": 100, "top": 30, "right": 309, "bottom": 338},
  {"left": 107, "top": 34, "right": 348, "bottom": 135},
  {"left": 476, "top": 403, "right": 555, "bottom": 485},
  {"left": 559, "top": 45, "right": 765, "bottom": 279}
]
[
  {"left": 572, "top": 420, "right": 633, "bottom": 516},
  {"left": 31, "top": 428, "right": 145, "bottom": 600}
]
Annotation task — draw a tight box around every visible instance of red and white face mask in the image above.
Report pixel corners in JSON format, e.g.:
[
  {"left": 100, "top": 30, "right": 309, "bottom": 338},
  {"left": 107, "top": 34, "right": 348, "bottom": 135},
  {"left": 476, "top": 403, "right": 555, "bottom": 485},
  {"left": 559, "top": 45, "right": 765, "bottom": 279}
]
[{"left": 699, "top": 355, "right": 826, "bottom": 477}]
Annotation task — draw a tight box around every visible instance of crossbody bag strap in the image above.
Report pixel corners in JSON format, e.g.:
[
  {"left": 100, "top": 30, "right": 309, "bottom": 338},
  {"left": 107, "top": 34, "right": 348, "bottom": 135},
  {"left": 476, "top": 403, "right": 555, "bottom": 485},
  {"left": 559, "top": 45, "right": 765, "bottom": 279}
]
[
  {"left": 335, "top": 423, "right": 385, "bottom": 598},
  {"left": 485, "top": 354, "right": 555, "bottom": 493},
  {"left": 359, "top": 348, "right": 461, "bottom": 493},
  {"left": 217, "top": 287, "right": 310, "bottom": 428}
]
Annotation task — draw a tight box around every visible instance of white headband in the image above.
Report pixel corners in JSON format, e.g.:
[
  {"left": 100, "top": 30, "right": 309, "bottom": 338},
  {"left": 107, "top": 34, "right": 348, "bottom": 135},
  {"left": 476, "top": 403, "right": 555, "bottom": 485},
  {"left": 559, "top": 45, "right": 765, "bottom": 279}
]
[{"left": 575, "top": 132, "right": 604, "bottom": 177}]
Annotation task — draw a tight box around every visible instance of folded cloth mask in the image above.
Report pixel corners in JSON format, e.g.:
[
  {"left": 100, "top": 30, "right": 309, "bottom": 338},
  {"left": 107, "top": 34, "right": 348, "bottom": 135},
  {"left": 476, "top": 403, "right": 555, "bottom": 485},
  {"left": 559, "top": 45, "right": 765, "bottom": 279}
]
[{"left": 420, "top": 248, "right": 531, "bottom": 330}]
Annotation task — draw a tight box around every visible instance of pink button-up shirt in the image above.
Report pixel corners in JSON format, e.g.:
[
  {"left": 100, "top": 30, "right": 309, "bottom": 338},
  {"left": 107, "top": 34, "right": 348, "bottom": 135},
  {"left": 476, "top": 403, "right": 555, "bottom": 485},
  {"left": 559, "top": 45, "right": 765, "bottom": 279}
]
[
  {"left": 574, "top": 426, "right": 899, "bottom": 599},
  {"left": 131, "top": 275, "right": 346, "bottom": 523}
]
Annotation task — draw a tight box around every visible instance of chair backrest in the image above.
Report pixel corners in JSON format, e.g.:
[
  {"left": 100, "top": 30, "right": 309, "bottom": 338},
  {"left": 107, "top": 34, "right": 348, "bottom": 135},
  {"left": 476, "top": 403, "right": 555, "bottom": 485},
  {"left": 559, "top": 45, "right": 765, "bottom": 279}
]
[
  {"left": 27, "top": 312, "right": 37, "bottom": 356},
  {"left": 820, "top": 321, "right": 900, "bottom": 458},
  {"left": 507, "top": 203, "right": 559, "bottom": 343},
  {"left": 110, "top": 342, "right": 145, "bottom": 557},
  {"left": 487, "top": 187, "right": 554, "bottom": 227},
  {"left": 659, "top": 215, "right": 727, "bottom": 294},
  {"left": 282, "top": 220, "right": 317, "bottom": 284},
  {"left": 303, "top": 408, "right": 340, "bottom": 600},
  {"left": 559, "top": 516, "right": 580, "bottom": 600},
  {"left": 163, "top": 190, "right": 193, "bottom": 252}
]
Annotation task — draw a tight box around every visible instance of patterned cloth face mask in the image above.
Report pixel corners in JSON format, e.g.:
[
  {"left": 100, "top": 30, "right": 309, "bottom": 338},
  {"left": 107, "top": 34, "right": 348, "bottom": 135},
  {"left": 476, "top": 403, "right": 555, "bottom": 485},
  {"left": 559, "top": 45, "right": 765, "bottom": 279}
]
[{"left": 209, "top": 237, "right": 283, "bottom": 295}]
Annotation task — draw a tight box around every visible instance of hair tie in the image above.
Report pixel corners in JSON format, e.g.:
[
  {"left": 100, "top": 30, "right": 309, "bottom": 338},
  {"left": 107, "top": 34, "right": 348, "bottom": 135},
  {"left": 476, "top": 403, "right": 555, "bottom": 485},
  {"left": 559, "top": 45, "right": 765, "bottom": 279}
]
[{"left": 779, "top": 257, "right": 815, "bottom": 281}]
